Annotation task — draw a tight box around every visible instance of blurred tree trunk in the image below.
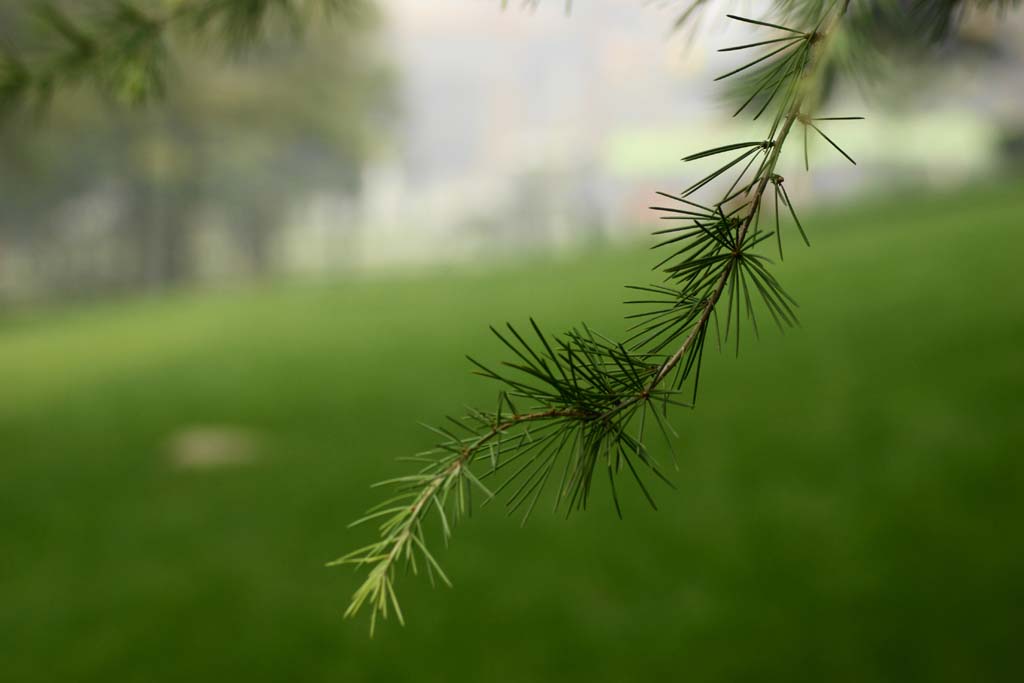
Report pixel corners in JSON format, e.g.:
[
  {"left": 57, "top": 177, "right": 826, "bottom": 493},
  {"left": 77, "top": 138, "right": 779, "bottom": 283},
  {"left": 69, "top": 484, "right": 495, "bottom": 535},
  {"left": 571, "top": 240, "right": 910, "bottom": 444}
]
[
  {"left": 144, "top": 181, "right": 196, "bottom": 287},
  {"left": 239, "top": 198, "right": 284, "bottom": 276}
]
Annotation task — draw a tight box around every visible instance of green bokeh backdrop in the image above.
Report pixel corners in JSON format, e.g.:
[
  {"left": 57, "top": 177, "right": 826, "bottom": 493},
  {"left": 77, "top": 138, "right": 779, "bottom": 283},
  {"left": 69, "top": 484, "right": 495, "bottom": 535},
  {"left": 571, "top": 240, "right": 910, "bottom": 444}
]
[{"left": 1, "top": 181, "right": 1022, "bottom": 681}]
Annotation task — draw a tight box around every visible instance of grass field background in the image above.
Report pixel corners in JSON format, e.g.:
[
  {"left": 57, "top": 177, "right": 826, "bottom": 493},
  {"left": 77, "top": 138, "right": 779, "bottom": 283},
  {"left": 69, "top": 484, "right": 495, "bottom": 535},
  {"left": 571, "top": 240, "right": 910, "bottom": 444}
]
[{"left": 2, "top": 181, "right": 1022, "bottom": 681}]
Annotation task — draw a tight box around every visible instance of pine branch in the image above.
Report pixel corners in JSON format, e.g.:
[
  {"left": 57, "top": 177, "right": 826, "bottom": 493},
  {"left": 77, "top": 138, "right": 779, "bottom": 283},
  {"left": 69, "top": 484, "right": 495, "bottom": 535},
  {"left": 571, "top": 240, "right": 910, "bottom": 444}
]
[{"left": 337, "top": 0, "right": 862, "bottom": 633}]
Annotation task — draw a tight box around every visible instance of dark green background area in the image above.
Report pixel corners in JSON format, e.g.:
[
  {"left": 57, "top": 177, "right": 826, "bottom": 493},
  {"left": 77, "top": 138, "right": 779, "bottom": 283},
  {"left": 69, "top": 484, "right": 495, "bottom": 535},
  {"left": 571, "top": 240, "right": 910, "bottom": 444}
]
[{"left": 2, "top": 182, "right": 1022, "bottom": 681}]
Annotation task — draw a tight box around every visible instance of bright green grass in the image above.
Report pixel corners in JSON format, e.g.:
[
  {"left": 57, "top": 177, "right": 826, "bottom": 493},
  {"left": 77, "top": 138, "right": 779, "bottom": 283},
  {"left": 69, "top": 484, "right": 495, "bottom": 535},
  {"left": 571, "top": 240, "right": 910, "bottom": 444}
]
[{"left": 2, "top": 182, "right": 1023, "bottom": 682}]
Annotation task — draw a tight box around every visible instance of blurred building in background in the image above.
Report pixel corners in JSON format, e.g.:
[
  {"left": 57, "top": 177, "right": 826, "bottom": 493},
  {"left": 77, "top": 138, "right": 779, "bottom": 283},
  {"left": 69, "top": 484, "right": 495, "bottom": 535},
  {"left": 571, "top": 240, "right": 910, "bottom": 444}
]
[
  {"left": 357, "top": 0, "right": 1024, "bottom": 267},
  {"left": 1, "top": 0, "right": 1022, "bottom": 302}
]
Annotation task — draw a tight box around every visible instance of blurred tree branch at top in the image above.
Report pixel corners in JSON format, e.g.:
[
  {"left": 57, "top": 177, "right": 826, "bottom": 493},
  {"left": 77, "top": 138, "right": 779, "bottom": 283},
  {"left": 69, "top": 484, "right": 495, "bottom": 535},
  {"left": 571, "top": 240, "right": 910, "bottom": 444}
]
[
  {"left": 0, "top": 1, "right": 378, "bottom": 108},
  {"left": 0, "top": 0, "right": 394, "bottom": 295}
]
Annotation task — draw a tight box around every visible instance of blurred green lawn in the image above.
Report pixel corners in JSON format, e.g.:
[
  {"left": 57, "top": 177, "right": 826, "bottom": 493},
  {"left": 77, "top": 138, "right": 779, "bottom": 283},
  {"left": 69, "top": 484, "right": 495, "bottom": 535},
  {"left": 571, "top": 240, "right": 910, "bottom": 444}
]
[{"left": 2, "top": 182, "right": 1022, "bottom": 682}]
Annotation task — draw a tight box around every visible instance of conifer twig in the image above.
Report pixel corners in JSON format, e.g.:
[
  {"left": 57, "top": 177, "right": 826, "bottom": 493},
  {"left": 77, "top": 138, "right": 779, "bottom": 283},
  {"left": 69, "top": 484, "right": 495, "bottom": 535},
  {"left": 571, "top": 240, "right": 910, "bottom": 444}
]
[{"left": 338, "top": 0, "right": 860, "bottom": 633}]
